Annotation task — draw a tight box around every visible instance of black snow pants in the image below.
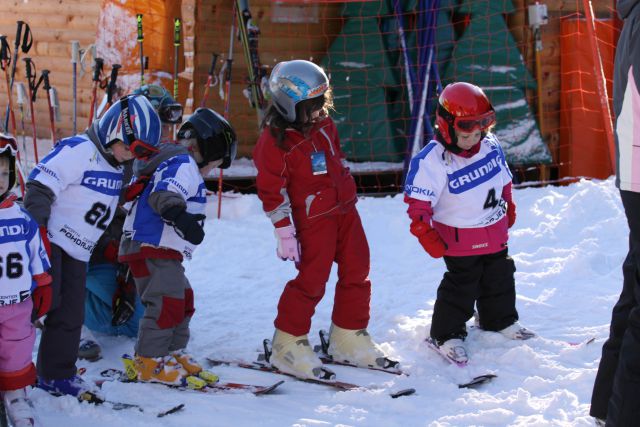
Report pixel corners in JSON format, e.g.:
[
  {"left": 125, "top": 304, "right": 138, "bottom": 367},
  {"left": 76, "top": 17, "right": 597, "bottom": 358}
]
[
  {"left": 36, "top": 243, "right": 87, "bottom": 380},
  {"left": 591, "top": 190, "right": 640, "bottom": 426},
  {"left": 430, "top": 248, "right": 519, "bottom": 343}
]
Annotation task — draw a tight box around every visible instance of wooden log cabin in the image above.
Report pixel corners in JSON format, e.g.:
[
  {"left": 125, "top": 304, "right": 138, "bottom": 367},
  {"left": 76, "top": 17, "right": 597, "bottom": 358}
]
[{"left": 0, "top": 0, "right": 618, "bottom": 178}]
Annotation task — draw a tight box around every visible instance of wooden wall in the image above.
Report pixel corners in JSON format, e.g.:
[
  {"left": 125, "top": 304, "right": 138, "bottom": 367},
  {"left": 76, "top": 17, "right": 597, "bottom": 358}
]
[
  {"left": 0, "top": 0, "right": 101, "bottom": 141},
  {"left": 0, "top": 0, "right": 618, "bottom": 165}
]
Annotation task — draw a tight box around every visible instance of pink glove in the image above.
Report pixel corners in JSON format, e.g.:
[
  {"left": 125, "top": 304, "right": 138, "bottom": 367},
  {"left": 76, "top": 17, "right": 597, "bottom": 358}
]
[{"left": 275, "top": 225, "right": 300, "bottom": 262}]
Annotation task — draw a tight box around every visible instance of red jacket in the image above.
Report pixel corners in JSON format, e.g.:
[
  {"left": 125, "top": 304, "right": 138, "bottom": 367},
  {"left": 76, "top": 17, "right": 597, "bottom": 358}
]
[{"left": 253, "top": 117, "right": 357, "bottom": 229}]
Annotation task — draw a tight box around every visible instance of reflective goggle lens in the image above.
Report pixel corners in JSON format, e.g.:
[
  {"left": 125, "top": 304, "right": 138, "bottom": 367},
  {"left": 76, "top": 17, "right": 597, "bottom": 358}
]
[
  {"left": 160, "top": 104, "right": 183, "bottom": 124},
  {"left": 454, "top": 111, "right": 496, "bottom": 132}
]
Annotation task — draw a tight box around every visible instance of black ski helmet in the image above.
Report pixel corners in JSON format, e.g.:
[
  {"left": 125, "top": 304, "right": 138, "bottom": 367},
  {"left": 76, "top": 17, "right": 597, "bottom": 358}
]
[
  {"left": 177, "top": 108, "right": 237, "bottom": 169},
  {"left": 0, "top": 133, "right": 17, "bottom": 198}
]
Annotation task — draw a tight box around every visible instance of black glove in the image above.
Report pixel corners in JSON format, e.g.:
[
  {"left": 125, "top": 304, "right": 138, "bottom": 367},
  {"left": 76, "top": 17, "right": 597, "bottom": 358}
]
[
  {"left": 112, "top": 265, "right": 137, "bottom": 327},
  {"left": 161, "top": 205, "right": 206, "bottom": 245}
]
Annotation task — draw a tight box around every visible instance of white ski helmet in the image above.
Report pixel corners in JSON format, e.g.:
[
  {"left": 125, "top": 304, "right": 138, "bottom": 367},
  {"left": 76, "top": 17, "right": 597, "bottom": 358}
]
[{"left": 268, "top": 60, "right": 329, "bottom": 122}]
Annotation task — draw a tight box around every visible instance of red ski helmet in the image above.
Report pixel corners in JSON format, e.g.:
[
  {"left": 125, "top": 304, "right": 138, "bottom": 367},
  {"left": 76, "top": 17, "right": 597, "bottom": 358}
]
[{"left": 435, "top": 82, "right": 496, "bottom": 149}]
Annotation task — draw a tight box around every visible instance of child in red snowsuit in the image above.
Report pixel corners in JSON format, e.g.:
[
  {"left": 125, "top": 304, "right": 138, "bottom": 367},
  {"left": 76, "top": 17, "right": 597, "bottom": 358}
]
[{"left": 253, "top": 60, "right": 389, "bottom": 380}]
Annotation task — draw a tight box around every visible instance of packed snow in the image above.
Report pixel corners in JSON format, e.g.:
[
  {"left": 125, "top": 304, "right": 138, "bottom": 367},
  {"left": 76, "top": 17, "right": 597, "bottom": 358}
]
[{"left": 29, "top": 177, "right": 624, "bottom": 426}]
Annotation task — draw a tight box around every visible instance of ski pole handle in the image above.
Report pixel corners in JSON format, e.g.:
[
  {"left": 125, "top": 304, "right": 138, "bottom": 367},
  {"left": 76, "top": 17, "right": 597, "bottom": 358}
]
[
  {"left": 71, "top": 40, "right": 80, "bottom": 64},
  {"left": 50, "top": 86, "right": 60, "bottom": 122},
  {"left": 15, "top": 82, "right": 26, "bottom": 106},
  {"left": 136, "top": 14, "right": 144, "bottom": 42},
  {"left": 225, "top": 58, "right": 233, "bottom": 82},
  {"left": 0, "top": 36, "right": 10, "bottom": 70},
  {"left": 14, "top": 21, "right": 24, "bottom": 51},
  {"left": 174, "top": 18, "right": 181, "bottom": 47},
  {"left": 208, "top": 53, "right": 219, "bottom": 77},
  {"left": 92, "top": 57, "right": 104, "bottom": 82},
  {"left": 18, "top": 21, "right": 32, "bottom": 54},
  {"left": 107, "top": 64, "right": 121, "bottom": 104},
  {"left": 41, "top": 69, "right": 51, "bottom": 91}
]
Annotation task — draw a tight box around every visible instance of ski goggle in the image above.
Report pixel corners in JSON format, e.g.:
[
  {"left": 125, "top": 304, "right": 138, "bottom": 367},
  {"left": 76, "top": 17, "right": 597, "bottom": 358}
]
[
  {"left": 0, "top": 134, "right": 18, "bottom": 155},
  {"left": 159, "top": 103, "right": 183, "bottom": 124},
  {"left": 119, "top": 97, "right": 159, "bottom": 160},
  {"left": 453, "top": 110, "right": 496, "bottom": 133}
]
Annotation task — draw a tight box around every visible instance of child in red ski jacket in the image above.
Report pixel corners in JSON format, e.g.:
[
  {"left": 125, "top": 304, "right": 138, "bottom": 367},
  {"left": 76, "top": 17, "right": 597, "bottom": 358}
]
[{"left": 253, "top": 60, "right": 391, "bottom": 380}]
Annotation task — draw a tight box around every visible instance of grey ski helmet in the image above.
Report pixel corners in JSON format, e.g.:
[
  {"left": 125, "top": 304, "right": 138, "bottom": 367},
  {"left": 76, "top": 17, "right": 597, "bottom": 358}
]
[
  {"left": 177, "top": 108, "right": 237, "bottom": 169},
  {"left": 268, "top": 60, "right": 329, "bottom": 122}
]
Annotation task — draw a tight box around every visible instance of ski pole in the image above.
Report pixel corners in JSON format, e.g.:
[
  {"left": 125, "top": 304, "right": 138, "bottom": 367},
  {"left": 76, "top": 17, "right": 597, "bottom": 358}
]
[
  {"left": 15, "top": 82, "right": 28, "bottom": 164},
  {"left": 33, "top": 70, "right": 56, "bottom": 144},
  {"left": 3, "top": 21, "right": 32, "bottom": 131},
  {"left": 137, "top": 14, "right": 144, "bottom": 86},
  {"left": 97, "top": 63, "right": 121, "bottom": 120},
  {"left": 200, "top": 53, "right": 219, "bottom": 108},
  {"left": 173, "top": 17, "right": 182, "bottom": 141},
  {"left": 88, "top": 57, "right": 104, "bottom": 126},
  {"left": 0, "top": 36, "right": 17, "bottom": 135},
  {"left": 1, "top": 37, "right": 25, "bottom": 193},
  {"left": 173, "top": 18, "right": 181, "bottom": 101},
  {"left": 71, "top": 40, "right": 80, "bottom": 134},
  {"left": 217, "top": 1, "right": 238, "bottom": 219},
  {"left": 23, "top": 57, "right": 39, "bottom": 163}
]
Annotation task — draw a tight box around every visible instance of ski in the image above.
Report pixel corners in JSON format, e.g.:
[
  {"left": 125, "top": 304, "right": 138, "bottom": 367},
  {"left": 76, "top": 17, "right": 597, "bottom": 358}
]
[
  {"left": 568, "top": 337, "right": 596, "bottom": 347},
  {"left": 311, "top": 330, "right": 405, "bottom": 375},
  {"left": 206, "top": 356, "right": 415, "bottom": 398},
  {"left": 235, "top": 0, "right": 267, "bottom": 124},
  {"left": 99, "top": 367, "right": 283, "bottom": 396},
  {"left": 424, "top": 338, "right": 497, "bottom": 389},
  {"left": 40, "top": 386, "right": 184, "bottom": 416}
]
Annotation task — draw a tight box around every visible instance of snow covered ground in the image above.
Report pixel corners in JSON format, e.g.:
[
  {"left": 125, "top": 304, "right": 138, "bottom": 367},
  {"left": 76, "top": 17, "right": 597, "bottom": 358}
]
[{"left": 28, "top": 177, "right": 624, "bottom": 427}]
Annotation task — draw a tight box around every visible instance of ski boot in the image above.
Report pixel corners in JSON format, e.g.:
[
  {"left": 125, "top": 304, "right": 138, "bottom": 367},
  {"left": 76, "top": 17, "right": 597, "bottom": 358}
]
[
  {"left": 78, "top": 326, "right": 102, "bottom": 361},
  {"left": 130, "top": 354, "right": 207, "bottom": 389},
  {"left": 37, "top": 374, "right": 104, "bottom": 402},
  {"left": 2, "top": 388, "right": 35, "bottom": 427},
  {"left": 171, "top": 349, "right": 219, "bottom": 385},
  {"left": 270, "top": 329, "right": 326, "bottom": 380},
  {"left": 436, "top": 338, "right": 469, "bottom": 365},
  {"left": 498, "top": 322, "right": 536, "bottom": 340},
  {"left": 326, "top": 324, "right": 392, "bottom": 369}
]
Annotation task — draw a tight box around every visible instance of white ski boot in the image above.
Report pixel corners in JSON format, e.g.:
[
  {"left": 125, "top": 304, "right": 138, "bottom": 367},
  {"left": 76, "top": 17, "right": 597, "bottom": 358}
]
[
  {"left": 270, "top": 329, "right": 325, "bottom": 380},
  {"left": 2, "top": 388, "right": 35, "bottom": 427},
  {"left": 498, "top": 322, "right": 536, "bottom": 340},
  {"left": 437, "top": 338, "right": 469, "bottom": 365},
  {"left": 327, "top": 324, "right": 387, "bottom": 368}
]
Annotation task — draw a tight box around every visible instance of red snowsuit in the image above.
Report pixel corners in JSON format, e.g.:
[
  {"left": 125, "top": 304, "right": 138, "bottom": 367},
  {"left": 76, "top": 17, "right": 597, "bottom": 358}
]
[{"left": 253, "top": 117, "right": 371, "bottom": 336}]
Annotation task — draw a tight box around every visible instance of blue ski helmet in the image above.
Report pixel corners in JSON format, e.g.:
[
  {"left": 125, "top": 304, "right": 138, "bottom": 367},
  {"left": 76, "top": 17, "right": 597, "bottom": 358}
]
[{"left": 97, "top": 94, "right": 161, "bottom": 159}]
